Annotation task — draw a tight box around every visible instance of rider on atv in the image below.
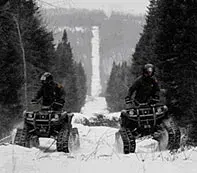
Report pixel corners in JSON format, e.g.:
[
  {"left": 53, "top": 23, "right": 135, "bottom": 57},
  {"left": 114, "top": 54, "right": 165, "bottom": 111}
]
[
  {"left": 121, "top": 63, "right": 161, "bottom": 129},
  {"left": 125, "top": 63, "right": 160, "bottom": 105},
  {"left": 32, "top": 72, "right": 66, "bottom": 111},
  {"left": 116, "top": 64, "right": 181, "bottom": 154},
  {"left": 14, "top": 72, "right": 80, "bottom": 153}
]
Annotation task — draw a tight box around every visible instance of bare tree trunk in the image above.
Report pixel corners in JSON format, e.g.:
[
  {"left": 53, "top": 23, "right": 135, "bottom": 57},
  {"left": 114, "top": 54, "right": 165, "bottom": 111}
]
[{"left": 13, "top": 16, "right": 27, "bottom": 109}]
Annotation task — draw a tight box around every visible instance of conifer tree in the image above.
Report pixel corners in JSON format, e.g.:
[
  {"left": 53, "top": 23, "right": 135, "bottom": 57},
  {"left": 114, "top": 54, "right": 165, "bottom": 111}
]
[
  {"left": 0, "top": 0, "right": 55, "bottom": 136},
  {"left": 152, "top": 0, "right": 197, "bottom": 124},
  {"left": 55, "top": 30, "right": 78, "bottom": 112},
  {"left": 75, "top": 62, "right": 87, "bottom": 111},
  {"left": 131, "top": 0, "right": 158, "bottom": 78},
  {"left": 7, "top": 0, "right": 55, "bottom": 103},
  {"left": 106, "top": 62, "right": 132, "bottom": 112}
]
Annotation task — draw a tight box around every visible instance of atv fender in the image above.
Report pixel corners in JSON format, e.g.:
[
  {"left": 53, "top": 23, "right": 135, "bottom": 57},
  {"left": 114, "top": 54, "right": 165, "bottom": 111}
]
[{"left": 60, "top": 112, "right": 74, "bottom": 127}]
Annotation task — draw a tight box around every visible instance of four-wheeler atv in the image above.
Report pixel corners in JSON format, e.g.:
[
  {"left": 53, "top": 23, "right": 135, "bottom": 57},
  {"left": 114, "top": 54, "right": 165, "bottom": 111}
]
[
  {"left": 115, "top": 99, "right": 181, "bottom": 154},
  {"left": 14, "top": 102, "right": 80, "bottom": 153}
]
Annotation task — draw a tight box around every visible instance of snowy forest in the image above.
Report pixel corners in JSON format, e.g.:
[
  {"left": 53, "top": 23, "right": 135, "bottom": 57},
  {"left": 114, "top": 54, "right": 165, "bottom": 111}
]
[
  {"left": 1, "top": 0, "right": 197, "bottom": 172},
  {"left": 0, "top": 0, "right": 87, "bottom": 137},
  {"left": 1, "top": 0, "right": 197, "bottom": 157}
]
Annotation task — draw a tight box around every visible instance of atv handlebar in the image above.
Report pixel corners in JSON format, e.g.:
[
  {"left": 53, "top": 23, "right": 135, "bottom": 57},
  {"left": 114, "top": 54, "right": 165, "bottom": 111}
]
[
  {"left": 125, "top": 98, "right": 160, "bottom": 107},
  {"left": 31, "top": 98, "right": 41, "bottom": 105},
  {"left": 30, "top": 100, "right": 64, "bottom": 111},
  {"left": 31, "top": 101, "right": 38, "bottom": 105}
]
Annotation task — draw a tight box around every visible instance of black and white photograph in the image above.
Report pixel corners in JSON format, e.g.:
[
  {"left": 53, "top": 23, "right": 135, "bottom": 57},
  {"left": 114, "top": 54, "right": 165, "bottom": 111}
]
[{"left": 0, "top": 0, "right": 197, "bottom": 173}]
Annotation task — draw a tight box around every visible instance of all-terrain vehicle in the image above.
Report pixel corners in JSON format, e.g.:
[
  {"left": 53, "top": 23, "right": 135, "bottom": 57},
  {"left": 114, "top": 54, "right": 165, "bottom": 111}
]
[
  {"left": 115, "top": 99, "right": 181, "bottom": 154},
  {"left": 14, "top": 102, "right": 80, "bottom": 153}
]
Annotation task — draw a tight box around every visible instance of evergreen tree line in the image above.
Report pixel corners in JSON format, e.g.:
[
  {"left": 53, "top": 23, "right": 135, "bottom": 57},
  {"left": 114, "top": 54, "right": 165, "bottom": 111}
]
[
  {"left": 106, "top": 62, "right": 133, "bottom": 112},
  {"left": 106, "top": 0, "right": 197, "bottom": 142},
  {"left": 0, "top": 0, "right": 87, "bottom": 138}
]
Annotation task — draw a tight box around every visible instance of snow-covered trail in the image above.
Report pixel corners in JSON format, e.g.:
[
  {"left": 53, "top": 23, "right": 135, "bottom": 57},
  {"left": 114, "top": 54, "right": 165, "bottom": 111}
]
[
  {"left": 91, "top": 26, "right": 102, "bottom": 98},
  {"left": 1, "top": 123, "right": 197, "bottom": 173},
  {"left": 81, "top": 26, "right": 109, "bottom": 118}
]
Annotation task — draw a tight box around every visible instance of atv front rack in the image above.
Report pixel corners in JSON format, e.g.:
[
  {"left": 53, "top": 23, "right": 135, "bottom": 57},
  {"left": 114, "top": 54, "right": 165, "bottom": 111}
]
[{"left": 124, "top": 100, "right": 168, "bottom": 127}]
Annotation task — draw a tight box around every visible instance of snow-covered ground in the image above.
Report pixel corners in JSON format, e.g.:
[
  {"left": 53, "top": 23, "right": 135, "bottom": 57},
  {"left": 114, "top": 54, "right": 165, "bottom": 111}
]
[
  {"left": 1, "top": 26, "right": 197, "bottom": 173},
  {"left": 80, "top": 96, "right": 109, "bottom": 117},
  {"left": 1, "top": 123, "right": 197, "bottom": 173}
]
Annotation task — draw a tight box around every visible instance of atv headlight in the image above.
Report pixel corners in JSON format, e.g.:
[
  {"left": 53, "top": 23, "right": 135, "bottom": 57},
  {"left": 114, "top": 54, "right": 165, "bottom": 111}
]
[
  {"left": 26, "top": 112, "right": 34, "bottom": 119},
  {"left": 54, "top": 114, "right": 59, "bottom": 119},
  {"left": 129, "top": 109, "right": 134, "bottom": 116},
  {"left": 156, "top": 107, "right": 162, "bottom": 114},
  {"left": 51, "top": 114, "right": 60, "bottom": 121},
  {"left": 163, "top": 105, "right": 168, "bottom": 112}
]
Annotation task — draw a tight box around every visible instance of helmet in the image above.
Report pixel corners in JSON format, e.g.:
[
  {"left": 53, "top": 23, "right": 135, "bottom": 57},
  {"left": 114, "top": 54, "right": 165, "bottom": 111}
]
[
  {"left": 40, "top": 72, "right": 53, "bottom": 84},
  {"left": 143, "top": 63, "right": 155, "bottom": 77}
]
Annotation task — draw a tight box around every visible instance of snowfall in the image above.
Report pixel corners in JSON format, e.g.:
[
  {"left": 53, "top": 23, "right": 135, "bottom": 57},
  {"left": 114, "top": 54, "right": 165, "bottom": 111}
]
[{"left": 1, "top": 26, "right": 197, "bottom": 173}]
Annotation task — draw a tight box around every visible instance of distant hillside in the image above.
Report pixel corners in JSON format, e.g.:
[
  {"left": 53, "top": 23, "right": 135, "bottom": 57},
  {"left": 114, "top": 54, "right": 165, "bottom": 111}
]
[
  {"left": 100, "top": 11, "right": 144, "bottom": 94},
  {"left": 41, "top": 8, "right": 145, "bottom": 95}
]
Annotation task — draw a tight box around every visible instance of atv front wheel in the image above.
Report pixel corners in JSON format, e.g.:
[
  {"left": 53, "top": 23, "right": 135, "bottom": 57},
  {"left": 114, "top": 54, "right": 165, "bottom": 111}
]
[
  {"left": 115, "top": 128, "right": 136, "bottom": 154},
  {"left": 14, "top": 128, "right": 30, "bottom": 147},
  {"left": 56, "top": 128, "right": 70, "bottom": 153},
  {"left": 156, "top": 117, "right": 181, "bottom": 151}
]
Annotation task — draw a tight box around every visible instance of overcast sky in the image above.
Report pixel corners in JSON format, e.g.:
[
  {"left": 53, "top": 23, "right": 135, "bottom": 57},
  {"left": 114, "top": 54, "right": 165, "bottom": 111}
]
[{"left": 38, "top": 0, "right": 150, "bottom": 15}]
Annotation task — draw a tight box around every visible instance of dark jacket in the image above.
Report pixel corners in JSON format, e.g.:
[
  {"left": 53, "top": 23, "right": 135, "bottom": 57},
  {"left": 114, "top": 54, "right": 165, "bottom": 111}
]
[
  {"left": 127, "top": 75, "right": 160, "bottom": 103},
  {"left": 34, "top": 81, "right": 65, "bottom": 107}
]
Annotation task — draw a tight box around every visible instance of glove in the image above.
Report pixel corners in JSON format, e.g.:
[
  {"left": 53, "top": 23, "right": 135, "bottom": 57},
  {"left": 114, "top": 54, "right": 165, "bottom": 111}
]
[
  {"left": 53, "top": 99, "right": 65, "bottom": 111},
  {"left": 148, "top": 96, "right": 159, "bottom": 105},
  {"left": 54, "top": 99, "right": 65, "bottom": 105}
]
